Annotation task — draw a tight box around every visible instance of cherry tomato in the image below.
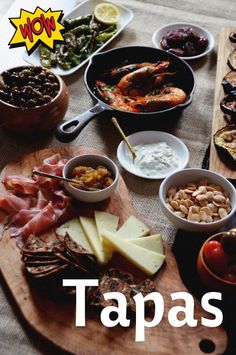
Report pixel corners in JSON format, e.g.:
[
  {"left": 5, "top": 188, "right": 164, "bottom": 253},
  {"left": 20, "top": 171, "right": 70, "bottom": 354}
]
[{"left": 203, "top": 240, "right": 229, "bottom": 276}]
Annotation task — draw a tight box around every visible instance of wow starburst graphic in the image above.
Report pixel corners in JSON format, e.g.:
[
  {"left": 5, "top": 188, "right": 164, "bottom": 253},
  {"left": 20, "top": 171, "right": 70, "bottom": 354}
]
[{"left": 9, "top": 7, "right": 65, "bottom": 54}]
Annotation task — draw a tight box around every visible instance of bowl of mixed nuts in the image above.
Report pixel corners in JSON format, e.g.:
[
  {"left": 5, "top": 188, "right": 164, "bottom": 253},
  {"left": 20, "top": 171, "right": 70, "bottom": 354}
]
[{"left": 159, "top": 168, "right": 236, "bottom": 232}]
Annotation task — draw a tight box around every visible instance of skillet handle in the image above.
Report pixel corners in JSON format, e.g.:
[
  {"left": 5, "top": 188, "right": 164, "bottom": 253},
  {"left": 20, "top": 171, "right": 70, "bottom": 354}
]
[{"left": 55, "top": 103, "right": 105, "bottom": 143}]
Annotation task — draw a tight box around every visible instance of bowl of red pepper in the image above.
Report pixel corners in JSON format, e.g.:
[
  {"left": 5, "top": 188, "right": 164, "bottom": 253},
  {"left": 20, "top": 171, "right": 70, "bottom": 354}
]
[{"left": 197, "top": 230, "right": 236, "bottom": 294}]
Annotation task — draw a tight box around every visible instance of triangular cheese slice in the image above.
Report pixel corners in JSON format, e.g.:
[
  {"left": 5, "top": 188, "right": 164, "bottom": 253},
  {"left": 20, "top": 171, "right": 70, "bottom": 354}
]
[
  {"left": 129, "top": 235, "right": 164, "bottom": 255},
  {"left": 80, "top": 216, "right": 106, "bottom": 265},
  {"left": 95, "top": 210, "right": 119, "bottom": 263},
  {"left": 116, "top": 216, "right": 150, "bottom": 239},
  {"left": 95, "top": 210, "right": 119, "bottom": 237},
  {"left": 102, "top": 230, "right": 165, "bottom": 276},
  {"left": 56, "top": 218, "right": 92, "bottom": 253}
]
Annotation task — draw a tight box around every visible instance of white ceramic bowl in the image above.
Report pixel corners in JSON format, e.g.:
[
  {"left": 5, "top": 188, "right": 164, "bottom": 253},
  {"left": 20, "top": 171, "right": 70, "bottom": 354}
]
[
  {"left": 117, "top": 131, "right": 189, "bottom": 179},
  {"left": 159, "top": 168, "right": 236, "bottom": 232},
  {"left": 63, "top": 154, "right": 119, "bottom": 203},
  {"left": 152, "top": 22, "right": 214, "bottom": 60}
]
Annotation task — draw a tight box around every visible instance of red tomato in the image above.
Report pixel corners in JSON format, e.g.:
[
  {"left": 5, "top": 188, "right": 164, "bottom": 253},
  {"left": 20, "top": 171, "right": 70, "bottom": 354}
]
[{"left": 203, "top": 240, "right": 229, "bottom": 276}]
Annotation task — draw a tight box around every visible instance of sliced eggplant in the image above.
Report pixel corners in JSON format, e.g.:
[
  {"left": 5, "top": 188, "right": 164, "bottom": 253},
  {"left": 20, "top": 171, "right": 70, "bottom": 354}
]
[
  {"left": 222, "top": 71, "right": 236, "bottom": 94},
  {"left": 214, "top": 125, "right": 236, "bottom": 160},
  {"left": 220, "top": 92, "right": 236, "bottom": 117},
  {"left": 228, "top": 49, "right": 236, "bottom": 71},
  {"left": 229, "top": 32, "right": 236, "bottom": 44}
]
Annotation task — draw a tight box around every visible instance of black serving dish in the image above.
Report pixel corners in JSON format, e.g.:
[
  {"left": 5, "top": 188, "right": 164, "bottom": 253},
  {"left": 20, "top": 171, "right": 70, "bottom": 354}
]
[{"left": 55, "top": 46, "right": 195, "bottom": 143}]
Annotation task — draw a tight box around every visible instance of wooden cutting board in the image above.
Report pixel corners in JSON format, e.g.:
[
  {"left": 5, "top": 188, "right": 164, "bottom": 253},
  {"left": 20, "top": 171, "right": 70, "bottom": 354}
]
[
  {"left": 0, "top": 146, "right": 227, "bottom": 355},
  {"left": 210, "top": 27, "right": 236, "bottom": 179}
]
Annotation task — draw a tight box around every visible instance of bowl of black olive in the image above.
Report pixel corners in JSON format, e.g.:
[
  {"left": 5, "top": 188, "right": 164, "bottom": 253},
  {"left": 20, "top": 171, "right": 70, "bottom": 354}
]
[
  {"left": 0, "top": 66, "right": 68, "bottom": 135},
  {"left": 152, "top": 22, "right": 214, "bottom": 60}
]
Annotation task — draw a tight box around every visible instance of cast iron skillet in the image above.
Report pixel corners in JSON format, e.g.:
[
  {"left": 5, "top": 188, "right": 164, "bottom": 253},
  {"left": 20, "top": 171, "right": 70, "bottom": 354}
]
[{"left": 55, "top": 46, "right": 195, "bottom": 143}]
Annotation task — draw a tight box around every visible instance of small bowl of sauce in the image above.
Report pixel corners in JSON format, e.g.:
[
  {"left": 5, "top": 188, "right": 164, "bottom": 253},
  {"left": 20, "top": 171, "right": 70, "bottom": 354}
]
[
  {"left": 63, "top": 154, "right": 119, "bottom": 203},
  {"left": 117, "top": 130, "right": 189, "bottom": 179}
]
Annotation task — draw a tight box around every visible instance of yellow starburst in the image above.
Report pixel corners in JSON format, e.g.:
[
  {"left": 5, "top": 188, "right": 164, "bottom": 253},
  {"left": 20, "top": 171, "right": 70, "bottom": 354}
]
[{"left": 9, "top": 7, "right": 65, "bottom": 54}]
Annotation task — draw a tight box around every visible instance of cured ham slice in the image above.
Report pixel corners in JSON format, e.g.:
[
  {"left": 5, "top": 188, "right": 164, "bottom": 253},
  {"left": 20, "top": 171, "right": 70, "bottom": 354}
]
[
  {"left": 2, "top": 175, "right": 37, "bottom": 195},
  {"left": 34, "top": 153, "right": 67, "bottom": 190},
  {"left": 20, "top": 202, "right": 57, "bottom": 238},
  {"left": 0, "top": 193, "right": 31, "bottom": 214},
  {"left": 0, "top": 154, "right": 75, "bottom": 242},
  {"left": 11, "top": 209, "right": 40, "bottom": 227}
]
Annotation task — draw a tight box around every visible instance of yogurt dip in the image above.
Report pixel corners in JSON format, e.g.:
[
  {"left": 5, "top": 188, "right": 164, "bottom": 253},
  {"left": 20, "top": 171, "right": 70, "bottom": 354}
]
[{"left": 132, "top": 142, "right": 180, "bottom": 177}]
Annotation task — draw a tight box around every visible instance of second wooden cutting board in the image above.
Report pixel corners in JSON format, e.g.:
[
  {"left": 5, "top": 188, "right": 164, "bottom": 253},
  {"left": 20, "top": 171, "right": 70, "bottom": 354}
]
[
  {"left": 210, "top": 27, "right": 236, "bottom": 178},
  {"left": 0, "top": 146, "right": 227, "bottom": 354}
]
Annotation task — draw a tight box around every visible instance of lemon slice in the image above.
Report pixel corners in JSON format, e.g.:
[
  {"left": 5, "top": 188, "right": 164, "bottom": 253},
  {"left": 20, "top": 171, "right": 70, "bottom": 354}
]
[{"left": 94, "top": 3, "right": 120, "bottom": 24}]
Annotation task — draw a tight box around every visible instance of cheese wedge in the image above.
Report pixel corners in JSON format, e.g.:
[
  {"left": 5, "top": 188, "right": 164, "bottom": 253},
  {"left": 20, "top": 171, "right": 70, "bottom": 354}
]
[
  {"left": 129, "top": 235, "right": 164, "bottom": 255},
  {"left": 56, "top": 218, "right": 92, "bottom": 253},
  {"left": 80, "top": 216, "right": 106, "bottom": 265},
  {"left": 95, "top": 210, "right": 119, "bottom": 262},
  {"left": 116, "top": 216, "right": 150, "bottom": 239},
  {"left": 102, "top": 230, "right": 165, "bottom": 276},
  {"left": 95, "top": 210, "right": 119, "bottom": 237}
]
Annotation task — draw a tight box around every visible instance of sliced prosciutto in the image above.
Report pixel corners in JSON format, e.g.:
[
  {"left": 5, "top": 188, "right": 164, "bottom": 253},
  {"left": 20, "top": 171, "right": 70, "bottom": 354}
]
[
  {"left": 34, "top": 153, "right": 67, "bottom": 190},
  {"left": 3, "top": 175, "right": 37, "bottom": 195},
  {"left": 0, "top": 154, "right": 75, "bottom": 243},
  {"left": 20, "top": 202, "right": 58, "bottom": 238},
  {"left": 0, "top": 193, "right": 31, "bottom": 214}
]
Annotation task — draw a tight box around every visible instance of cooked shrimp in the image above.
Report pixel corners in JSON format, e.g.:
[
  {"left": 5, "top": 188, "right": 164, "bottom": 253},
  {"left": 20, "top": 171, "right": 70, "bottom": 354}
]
[
  {"left": 118, "top": 61, "right": 171, "bottom": 96},
  {"left": 96, "top": 80, "right": 137, "bottom": 112},
  {"left": 130, "top": 87, "right": 187, "bottom": 112},
  {"left": 103, "top": 62, "right": 153, "bottom": 80}
]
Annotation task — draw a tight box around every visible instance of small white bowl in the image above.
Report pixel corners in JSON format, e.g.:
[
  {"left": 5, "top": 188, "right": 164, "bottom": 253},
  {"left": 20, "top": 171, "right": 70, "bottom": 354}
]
[
  {"left": 117, "top": 130, "right": 189, "bottom": 179},
  {"left": 159, "top": 168, "right": 236, "bottom": 232},
  {"left": 152, "top": 22, "right": 214, "bottom": 60},
  {"left": 63, "top": 154, "right": 119, "bottom": 203}
]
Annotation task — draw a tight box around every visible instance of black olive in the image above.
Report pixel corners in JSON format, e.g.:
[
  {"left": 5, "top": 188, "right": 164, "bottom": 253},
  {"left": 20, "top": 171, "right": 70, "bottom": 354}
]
[
  {"left": 26, "top": 85, "right": 34, "bottom": 92},
  {"left": 38, "top": 97, "right": 46, "bottom": 105},
  {"left": 32, "top": 66, "right": 43, "bottom": 75},
  {"left": 4, "top": 85, "right": 11, "bottom": 93},
  {"left": 51, "top": 83, "right": 59, "bottom": 91},
  {"left": 21, "top": 69, "right": 31, "bottom": 77},
  {"left": 9, "top": 98, "right": 17, "bottom": 105},
  {"left": 27, "top": 76, "right": 35, "bottom": 82},
  {"left": 34, "top": 90, "right": 43, "bottom": 99},
  {"left": 43, "top": 95, "right": 52, "bottom": 103},
  {"left": 28, "top": 81, "right": 36, "bottom": 88},
  {"left": 0, "top": 90, "right": 10, "bottom": 102},
  {"left": 2, "top": 71, "right": 12, "bottom": 84},
  {"left": 26, "top": 98, "right": 37, "bottom": 107},
  {"left": 38, "top": 73, "right": 46, "bottom": 80},
  {"left": 48, "top": 74, "right": 56, "bottom": 82},
  {"left": 12, "top": 88, "right": 20, "bottom": 99},
  {"left": 43, "top": 82, "right": 52, "bottom": 89}
]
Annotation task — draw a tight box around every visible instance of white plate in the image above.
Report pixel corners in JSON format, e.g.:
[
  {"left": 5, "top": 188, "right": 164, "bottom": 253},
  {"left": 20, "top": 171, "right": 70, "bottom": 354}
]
[
  {"left": 117, "top": 131, "right": 189, "bottom": 180},
  {"left": 23, "top": 0, "right": 133, "bottom": 76},
  {"left": 152, "top": 22, "right": 214, "bottom": 61}
]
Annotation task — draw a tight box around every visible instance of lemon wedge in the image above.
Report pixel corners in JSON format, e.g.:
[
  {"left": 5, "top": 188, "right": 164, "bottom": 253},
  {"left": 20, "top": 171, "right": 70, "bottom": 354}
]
[{"left": 94, "top": 3, "right": 120, "bottom": 25}]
